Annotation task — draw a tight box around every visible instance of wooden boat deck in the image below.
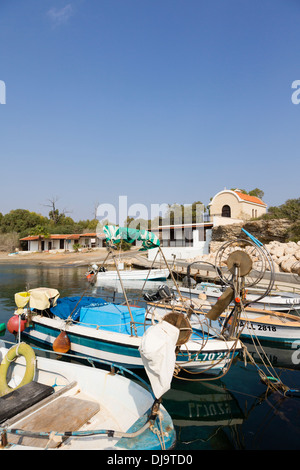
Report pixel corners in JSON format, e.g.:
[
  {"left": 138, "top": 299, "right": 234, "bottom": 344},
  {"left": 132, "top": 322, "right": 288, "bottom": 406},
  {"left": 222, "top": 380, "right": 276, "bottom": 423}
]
[
  {"left": 7, "top": 394, "right": 100, "bottom": 448},
  {"left": 239, "top": 307, "right": 300, "bottom": 326},
  {"left": 2, "top": 381, "right": 122, "bottom": 449}
]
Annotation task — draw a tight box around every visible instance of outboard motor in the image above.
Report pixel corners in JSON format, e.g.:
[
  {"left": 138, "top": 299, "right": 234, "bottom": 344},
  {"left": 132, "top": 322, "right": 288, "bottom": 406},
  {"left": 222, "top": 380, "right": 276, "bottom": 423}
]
[
  {"left": 182, "top": 276, "right": 196, "bottom": 288},
  {"left": 143, "top": 285, "right": 173, "bottom": 302},
  {"left": 86, "top": 264, "right": 107, "bottom": 281}
]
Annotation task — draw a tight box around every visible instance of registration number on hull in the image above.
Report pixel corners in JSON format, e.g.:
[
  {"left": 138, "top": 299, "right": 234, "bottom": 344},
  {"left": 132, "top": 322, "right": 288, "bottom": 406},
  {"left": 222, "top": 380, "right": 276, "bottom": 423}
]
[
  {"left": 188, "top": 351, "right": 230, "bottom": 362},
  {"left": 239, "top": 320, "right": 277, "bottom": 332}
]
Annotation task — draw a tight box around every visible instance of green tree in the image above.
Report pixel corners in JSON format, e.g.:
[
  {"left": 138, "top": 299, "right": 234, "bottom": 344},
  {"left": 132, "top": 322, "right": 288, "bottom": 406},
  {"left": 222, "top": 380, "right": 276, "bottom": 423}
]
[
  {"left": 47, "top": 224, "right": 76, "bottom": 235},
  {"left": 289, "top": 221, "right": 300, "bottom": 242},
  {"left": 248, "top": 188, "right": 265, "bottom": 200},
  {"left": 230, "top": 188, "right": 265, "bottom": 199},
  {"left": 0, "top": 209, "right": 47, "bottom": 237},
  {"left": 28, "top": 225, "right": 50, "bottom": 238},
  {"left": 77, "top": 219, "right": 98, "bottom": 232},
  {"left": 265, "top": 198, "right": 300, "bottom": 222}
]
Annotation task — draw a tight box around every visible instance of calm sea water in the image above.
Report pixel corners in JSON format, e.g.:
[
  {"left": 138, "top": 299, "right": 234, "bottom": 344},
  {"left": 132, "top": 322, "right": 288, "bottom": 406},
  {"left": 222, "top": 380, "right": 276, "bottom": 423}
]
[{"left": 1, "top": 263, "right": 300, "bottom": 450}]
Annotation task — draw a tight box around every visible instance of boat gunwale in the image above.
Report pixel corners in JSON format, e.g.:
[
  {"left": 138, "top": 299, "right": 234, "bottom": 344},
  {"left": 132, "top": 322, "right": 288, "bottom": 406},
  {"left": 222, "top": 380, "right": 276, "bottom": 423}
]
[{"left": 27, "top": 314, "right": 241, "bottom": 353}]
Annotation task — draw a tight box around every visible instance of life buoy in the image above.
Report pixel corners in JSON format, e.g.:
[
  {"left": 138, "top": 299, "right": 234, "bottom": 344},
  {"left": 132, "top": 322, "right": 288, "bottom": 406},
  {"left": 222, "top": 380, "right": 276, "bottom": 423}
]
[{"left": 0, "top": 343, "right": 36, "bottom": 397}]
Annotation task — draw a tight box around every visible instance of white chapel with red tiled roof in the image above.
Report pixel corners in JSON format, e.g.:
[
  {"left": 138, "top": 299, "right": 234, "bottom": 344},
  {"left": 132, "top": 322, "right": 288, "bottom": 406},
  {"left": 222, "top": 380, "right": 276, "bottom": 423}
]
[{"left": 209, "top": 188, "right": 267, "bottom": 225}]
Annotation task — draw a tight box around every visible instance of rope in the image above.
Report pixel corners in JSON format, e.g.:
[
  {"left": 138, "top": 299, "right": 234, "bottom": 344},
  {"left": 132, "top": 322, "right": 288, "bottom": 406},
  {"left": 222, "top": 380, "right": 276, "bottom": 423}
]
[
  {"left": 173, "top": 334, "right": 241, "bottom": 382},
  {"left": 236, "top": 313, "right": 300, "bottom": 396},
  {"left": 150, "top": 410, "right": 166, "bottom": 450}
]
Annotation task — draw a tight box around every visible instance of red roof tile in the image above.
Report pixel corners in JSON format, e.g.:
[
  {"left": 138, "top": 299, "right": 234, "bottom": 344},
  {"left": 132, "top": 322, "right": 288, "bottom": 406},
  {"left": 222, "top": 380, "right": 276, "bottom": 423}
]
[
  {"left": 20, "top": 233, "right": 103, "bottom": 241},
  {"left": 234, "top": 191, "right": 266, "bottom": 206},
  {"left": 19, "top": 236, "right": 40, "bottom": 241}
]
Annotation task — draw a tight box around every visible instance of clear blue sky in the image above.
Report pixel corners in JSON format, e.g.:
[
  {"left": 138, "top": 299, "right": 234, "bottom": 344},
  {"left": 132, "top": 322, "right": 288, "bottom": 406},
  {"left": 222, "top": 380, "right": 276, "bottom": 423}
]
[{"left": 1, "top": 0, "right": 300, "bottom": 221}]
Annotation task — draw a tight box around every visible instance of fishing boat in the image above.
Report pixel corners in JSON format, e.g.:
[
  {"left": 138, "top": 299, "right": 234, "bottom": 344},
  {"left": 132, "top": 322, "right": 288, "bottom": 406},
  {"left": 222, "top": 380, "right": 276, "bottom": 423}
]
[
  {"left": 94, "top": 278, "right": 167, "bottom": 295},
  {"left": 17, "top": 289, "right": 241, "bottom": 374},
  {"left": 177, "top": 282, "right": 300, "bottom": 314},
  {"left": 7, "top": 227, "right": 241, "bottom": 382},
  {"left": 86, "top": 225, "right": 170, "bottom": 284},
  {"left": 0, "top": 340, "right": 175, "bottom": 450},
  {"left": 170, "top": 230, "right": 300, "bottom": 347},
  {"left": 92, "top": 267, "right": 170, "bottom": 282},
  {"left": 147, "top": 291, "right": 300, "bottom": 346},
  {"left": 220, "top": 306, "right": 300, "bottom": 346}
]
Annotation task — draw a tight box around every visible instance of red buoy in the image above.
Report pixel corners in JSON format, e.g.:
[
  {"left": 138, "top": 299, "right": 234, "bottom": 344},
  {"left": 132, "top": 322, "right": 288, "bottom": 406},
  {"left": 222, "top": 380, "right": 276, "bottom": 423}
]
[{"left": 7, "top": 316, "right": 26, "bottom": 335}]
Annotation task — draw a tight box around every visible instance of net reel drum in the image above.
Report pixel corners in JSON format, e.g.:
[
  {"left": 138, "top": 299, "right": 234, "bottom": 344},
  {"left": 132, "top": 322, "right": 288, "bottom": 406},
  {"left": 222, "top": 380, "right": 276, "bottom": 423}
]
[{"left": 206, "top": 232, "right": 275, "bottom": 338}]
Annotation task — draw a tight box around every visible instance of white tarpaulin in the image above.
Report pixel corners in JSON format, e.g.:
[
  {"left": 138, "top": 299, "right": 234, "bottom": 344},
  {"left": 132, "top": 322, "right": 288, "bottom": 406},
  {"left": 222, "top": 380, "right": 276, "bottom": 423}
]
[
  {"left": 28, "top": 287, "right": 60, "bottom": 310},
  {"left": 139, "top": 320, "right": 179, "bottom": 398}
]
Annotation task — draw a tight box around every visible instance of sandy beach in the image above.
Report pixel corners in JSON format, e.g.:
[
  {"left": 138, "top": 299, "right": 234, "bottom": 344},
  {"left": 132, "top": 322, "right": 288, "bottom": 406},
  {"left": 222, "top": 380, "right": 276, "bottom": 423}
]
[
  {"left": 0, "top": 249, "right": 114, "bottom": 267},
  {"left": 0, "top": 248, "right": 149, "bottom": 268}
]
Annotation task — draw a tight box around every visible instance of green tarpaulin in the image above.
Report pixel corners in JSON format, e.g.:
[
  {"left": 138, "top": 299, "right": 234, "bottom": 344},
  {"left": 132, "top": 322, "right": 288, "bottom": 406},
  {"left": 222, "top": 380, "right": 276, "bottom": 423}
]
[{"left": 103, "top": 225, "right": 160, "bottom": 251}]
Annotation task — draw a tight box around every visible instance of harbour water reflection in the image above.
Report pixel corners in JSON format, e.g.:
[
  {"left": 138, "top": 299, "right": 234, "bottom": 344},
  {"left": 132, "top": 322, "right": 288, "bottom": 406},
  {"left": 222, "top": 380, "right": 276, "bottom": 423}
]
[{"left": 1, "top": 263, "right": 300, "bottom": 450}]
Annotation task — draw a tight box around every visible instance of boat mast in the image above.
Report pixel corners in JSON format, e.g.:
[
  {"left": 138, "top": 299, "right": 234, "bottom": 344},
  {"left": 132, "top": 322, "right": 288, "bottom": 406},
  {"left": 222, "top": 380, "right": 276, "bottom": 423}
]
[{"left": 107, "top": 244, "right": 138, "bottom": 337}]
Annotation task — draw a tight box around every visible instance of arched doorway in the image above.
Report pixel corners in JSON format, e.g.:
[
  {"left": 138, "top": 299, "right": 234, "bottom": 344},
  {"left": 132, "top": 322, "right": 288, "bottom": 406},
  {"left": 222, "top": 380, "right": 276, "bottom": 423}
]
[{"left": 222, "top": 205, "right": 231, "bottom": 218}]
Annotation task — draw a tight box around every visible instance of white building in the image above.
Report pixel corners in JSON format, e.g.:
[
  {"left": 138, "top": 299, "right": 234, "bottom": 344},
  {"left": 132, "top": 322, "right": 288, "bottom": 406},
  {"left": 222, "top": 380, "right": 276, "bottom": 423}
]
[
  {"left": 209, "top": 189, "right": 267, "bottom": 224},
  {"left": 20, "top": 233, "right": 105, "bottom": 252},
  {"left": 148, "top": 189, "right": 267, "bottom": 261},
  {"left": 148, "top": 222, "right": 213, "bottom": 261}
]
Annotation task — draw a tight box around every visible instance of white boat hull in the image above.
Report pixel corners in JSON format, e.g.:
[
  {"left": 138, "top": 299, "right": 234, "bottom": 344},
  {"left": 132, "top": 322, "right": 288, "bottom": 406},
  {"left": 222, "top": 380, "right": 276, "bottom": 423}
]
[
  {"left": 150, "top": 300, "right": 300, "bottom": 346},
  {"left": 96, "top": 268, "right": 170, "bottom": 282},
  {"left": 0, "top": 341, "right": 175, "bottom": 450},
  {"left": 222, "top": 308, "right": 300, "bottom": 346},
  {"left": 177, "top": 284, "right": 300, "bottom": 313}
]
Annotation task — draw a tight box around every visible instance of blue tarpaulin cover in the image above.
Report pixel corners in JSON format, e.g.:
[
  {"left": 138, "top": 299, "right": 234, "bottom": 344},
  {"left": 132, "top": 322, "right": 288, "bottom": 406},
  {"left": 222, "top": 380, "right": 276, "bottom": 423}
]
[
  {"left": 50, "top": 296, "right": 108, "bottom": 321},
  {"left": 79, "top": 304, "right": 146, "bottom": 335}
]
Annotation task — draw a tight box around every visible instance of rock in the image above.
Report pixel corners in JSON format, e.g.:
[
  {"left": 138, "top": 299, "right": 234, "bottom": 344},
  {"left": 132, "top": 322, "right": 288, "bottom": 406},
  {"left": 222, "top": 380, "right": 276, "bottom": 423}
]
[
  {"left": 268, "top": 243, "right": 285, "bottom": 258},
  {"left": 209, "top": 241, "right": 224, "bottom": 253},
  {"left": 211, "top": 223, "right": 243, "bottom": 242},
  {"left": 280, "top": 256, "right": 297, "bottom": 273},
  {"left": 284, "top": 242, "right": 298, "bottom": 255},
  {"left": 292, "top": 262, "right": 300, "bottom": 276},
  {"left": 211, "top": 219, "right": 291, "bottom": 244},
  {"left": 271, "top": 262, "right": 281, "bottom": 273}
]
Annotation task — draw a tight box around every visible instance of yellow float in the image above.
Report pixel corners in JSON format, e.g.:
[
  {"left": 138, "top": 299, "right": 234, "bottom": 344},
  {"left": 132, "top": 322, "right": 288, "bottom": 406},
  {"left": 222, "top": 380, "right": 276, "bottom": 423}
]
[{"left": 0, "top": 342, "right": 35, "bottom": 397}]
